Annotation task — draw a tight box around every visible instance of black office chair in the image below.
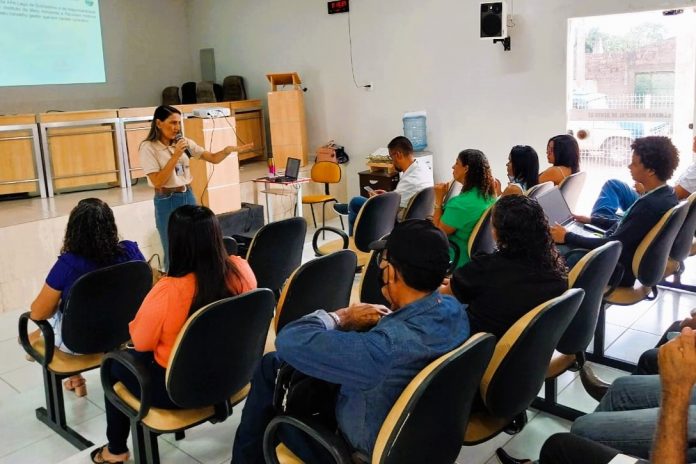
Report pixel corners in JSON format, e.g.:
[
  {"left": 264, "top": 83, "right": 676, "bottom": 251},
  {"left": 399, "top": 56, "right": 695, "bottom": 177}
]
[
  {"left": 402, "top": 187, "right": 435, "bottom": 221},
  {"left": 358, "top": 240, "right": 391, "bottom": 307},
  {"left": 181, "top": 81, "right": 197, "bottom": 104},
  {"left": 532, "top": 241, "right": 622, "bottom": 420},
  {"left": 275, "top": 250, "right": 357, "bottom": 333},
  {"left": 463, "top": 289, "right": 583, "bottom": 446},
  {"left": 222, "top": 75, "right": 247, "bottom": 101},
  {"left": 18, "top": 261, "right": 152, "bottom": 450},
  {"left": 101, "top": 289, "right": 275, "bottom": 464},
  {"left": 313, "top": 192, "right": 401, "bottom": 269},
  {"left": 467, "top": 205, "right": 496, "bottom": 258},
  {"left": 661, "top": 193, "right": 696, "bottom": 291},
  {"left": 264, "top": 333, "right": 497, "bottom": 464},
  {"left": 161, "top": 86, "right": 180, "bottom": 105},
  {"left": 222, "top": 236, "right": 238, "bottom": 256},
  {"left": 246, "top": 217, "right": 307, "bottom": 299}
]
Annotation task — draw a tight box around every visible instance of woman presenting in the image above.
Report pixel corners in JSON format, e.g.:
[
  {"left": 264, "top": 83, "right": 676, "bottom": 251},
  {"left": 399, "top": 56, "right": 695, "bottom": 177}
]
[{"left": 139, "top": 105, "right": 251, "bottom": 270}]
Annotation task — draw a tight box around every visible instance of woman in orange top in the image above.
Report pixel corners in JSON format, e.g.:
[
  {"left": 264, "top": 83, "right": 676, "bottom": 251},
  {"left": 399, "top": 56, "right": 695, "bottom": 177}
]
[
  {"left": 538, "top": 134, "right": 581, "bottom": 186},
  {"left": 92, "top": 205, "right": 256, "bottom": 464}
]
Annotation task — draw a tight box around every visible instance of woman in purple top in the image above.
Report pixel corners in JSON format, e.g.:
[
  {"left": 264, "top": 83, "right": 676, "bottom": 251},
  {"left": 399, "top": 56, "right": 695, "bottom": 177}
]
[{"left": 28, "top": 198, "right": 145, "bottom": 397}]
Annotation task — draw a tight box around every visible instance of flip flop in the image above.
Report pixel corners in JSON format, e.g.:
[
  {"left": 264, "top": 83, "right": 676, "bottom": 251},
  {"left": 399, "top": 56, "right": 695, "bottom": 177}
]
[{"left": 90, "top": 445, "right": 124, "bottom": 464}]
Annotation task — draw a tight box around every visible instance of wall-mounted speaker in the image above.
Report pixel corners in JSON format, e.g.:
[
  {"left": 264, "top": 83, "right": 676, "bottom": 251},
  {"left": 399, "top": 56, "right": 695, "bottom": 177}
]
[{"left": 480, "top": 1, "right": 508, "bottom": 39}]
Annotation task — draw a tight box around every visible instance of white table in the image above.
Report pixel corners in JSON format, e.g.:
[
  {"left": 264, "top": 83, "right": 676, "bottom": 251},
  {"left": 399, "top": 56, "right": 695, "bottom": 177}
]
[{"left": 253, "top": 177, "right": 310, "bottom": 223}]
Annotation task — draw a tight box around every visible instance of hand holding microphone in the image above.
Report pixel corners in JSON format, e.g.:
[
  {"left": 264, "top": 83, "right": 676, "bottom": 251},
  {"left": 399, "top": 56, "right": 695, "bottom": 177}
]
[{"left": 173, "top": 133, "right": 191, "bottom": 159}]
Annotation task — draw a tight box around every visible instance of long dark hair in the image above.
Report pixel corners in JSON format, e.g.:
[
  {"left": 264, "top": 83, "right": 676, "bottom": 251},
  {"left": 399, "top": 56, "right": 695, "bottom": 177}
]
[
  {"left": 61, "top": 198, "right": 124, "bottom": 265},
  {"left": 509, "top": 145, "right": 539, "bottom": 188},
  {"left": 548, "top": 134, "right": 580, "bottom": 173},
  {"left": 458, "top": 149, "right": 496, "bottom": 200},
  {"left": 492, "top": 195, "right": 566, "bottom": 280},
  {"left": 167, "top": 205, "right": 244, "bottom": 317},
  {"left": 142, "top": 105, "right": 181, "bottom": 144}
]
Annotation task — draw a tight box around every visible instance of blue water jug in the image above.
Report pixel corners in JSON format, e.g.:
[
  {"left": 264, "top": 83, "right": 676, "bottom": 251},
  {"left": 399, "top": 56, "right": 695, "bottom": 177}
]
[{"left": 403, "top": 111, "right": 427, "bottom": 151}]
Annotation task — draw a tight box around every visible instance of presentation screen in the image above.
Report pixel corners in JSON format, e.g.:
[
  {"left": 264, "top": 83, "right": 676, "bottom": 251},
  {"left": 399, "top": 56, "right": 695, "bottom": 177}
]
[{"left": 0, "top": 0, "right": 106, "bottom": 87}]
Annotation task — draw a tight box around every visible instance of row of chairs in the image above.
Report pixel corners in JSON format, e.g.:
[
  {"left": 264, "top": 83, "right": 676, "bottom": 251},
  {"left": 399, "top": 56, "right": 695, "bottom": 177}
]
[{"left": 162, "top": 76, "right": 247, "bottom": 105}]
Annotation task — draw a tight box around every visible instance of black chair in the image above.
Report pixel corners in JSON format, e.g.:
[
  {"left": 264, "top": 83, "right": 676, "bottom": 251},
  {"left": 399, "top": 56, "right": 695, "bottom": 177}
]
[
  {"left": 213, "top": 83, "right": 223, "bottom": 102},
  {"left": 101, "top": 289, "right": 275, "bottom": 464},
  {"left": 661, "top": 193, "right": 696, "bottom": 292},
  {"left": 467, "top": 205, "right": 496, "bottom": 258},
  {"left": 181, "top": 81, "right": 197, "bottom": 104},
  {"left": 558, "top": 171, "right": 587, "bottom": 211},
  {"left": 222, "top": 75, "right": 247, "bottom": 101},
  {"left": 589, "top": 202, "right": 688, "bottom": 371},
  {"left": 402, "top": 187, "right": 435, "bottom": 221},
  {"left": 525, "top": 181, "right": 554, "bottom": 199},
  {"left": 264, "top": 333, "right": 497, "bottom": 464},
  {"left": 222, "top": 236, "right": 238, "bottom": 256},
  {"left": 196, "top": 81, "right": 216, "bottom": 103},
  {"left": 275, "top": 250, "right": 357, "bottom": 333},
  {"left": 161, "top": 86, "right": 180, "bottom": 105},
  {"left": 313, "top": 192, "right": 401, "bottom": 269},
  {"left": 247, "top": 217, "right": 307, "bottom": 298},
  {"left": 532, "top": 241, "right": 622, "bottom": 420},
  {"left": 18, "top": 261, "right": 152, "bottom": 450},
  {"left": 358, "top": 245, "right": 391, "bottom": 307},
  {"left": 463, "top": 289, "right": 583, "bottom": 446}
]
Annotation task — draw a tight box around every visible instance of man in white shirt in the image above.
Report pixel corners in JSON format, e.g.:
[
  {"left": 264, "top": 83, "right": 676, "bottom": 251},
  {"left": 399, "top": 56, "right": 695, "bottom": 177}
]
[{"left": 334, "top": 136, "right": 433, "bottom": 235}]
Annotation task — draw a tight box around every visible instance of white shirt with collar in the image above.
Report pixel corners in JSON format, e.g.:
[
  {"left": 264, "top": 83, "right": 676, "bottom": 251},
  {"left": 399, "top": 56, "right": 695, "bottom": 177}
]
[{"left": 394, "top": 158, "right": 434, "bottom": 209}]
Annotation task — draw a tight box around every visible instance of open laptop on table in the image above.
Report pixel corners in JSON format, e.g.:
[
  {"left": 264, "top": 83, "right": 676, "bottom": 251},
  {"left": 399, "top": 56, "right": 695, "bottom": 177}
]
[
  {"left": 536, "top": 187, "right": 605, "bottom": 238},
  {"left": 269, "top": 157, "right": 301, "bottom": 183}
]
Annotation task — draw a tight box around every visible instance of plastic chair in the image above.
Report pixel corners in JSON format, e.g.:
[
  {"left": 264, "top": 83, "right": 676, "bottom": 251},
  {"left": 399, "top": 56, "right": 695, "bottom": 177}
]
[
  {"left": 161, "top": 86, "right": 181, "bottom": 105},
  {"left": 525, "top": 181, "right": 554, "bottom": 199},
  {"left": 467, "top": 205, "right": 495, "bottom": 258},
  {"left": 313, "top": 192, "right": 401, "bottom": 269},
  {"left": 18, "top": 261, "right": 152, "bottom": 450},
  {"left": 196, "top": 81, "right": 216, "bottom": 103},
  {"left": 402, "top": 187, "right": 435, "bottom": 221},
  {"left": 264, "top": 333, "right": 497, "bottom": 464},
  {"left": 222, "top": 75, "right": 247, "bottom": 101},
  {"left": 558, "top": 172, "right": 587, "bottom": 211},
  {"left": 532, "top": 241, "right": 622, "bottom": 420},
  {"left": 661, "top": 193, "right": 696, "bottom": 291},
  {"left": 463, "top": 289, "right": 583, "bottom": 446},
  {"left": 302, "top": 162, "right": 344, "bottom": 234},
  {"left": 275, "top": 250, "right": 357, "bottom": 333},
  {"left": 101, "top": 289, "right": 275, "bottom": 464}
]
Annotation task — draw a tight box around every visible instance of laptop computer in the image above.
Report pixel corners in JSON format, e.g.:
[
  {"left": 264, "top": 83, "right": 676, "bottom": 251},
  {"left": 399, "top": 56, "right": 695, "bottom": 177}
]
[
  {"left": 535, "top": 188, "right": 604, "bottom": 238},
  {"left": 270, "top": 157, "right": 301, "bottom": 182}
]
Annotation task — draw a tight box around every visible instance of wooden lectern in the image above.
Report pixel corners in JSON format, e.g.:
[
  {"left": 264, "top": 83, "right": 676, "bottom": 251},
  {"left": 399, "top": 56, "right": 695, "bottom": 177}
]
[{"left": 266, "top": 72, "right": 308, "bottom": 167}]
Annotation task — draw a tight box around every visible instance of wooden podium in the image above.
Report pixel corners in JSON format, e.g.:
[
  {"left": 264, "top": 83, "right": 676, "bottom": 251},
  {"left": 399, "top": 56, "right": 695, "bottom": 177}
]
[
  {"left": 183, "top": 117, "right": 241, "bottom": 214},
  {"left": 266, "top": 72, "right": 308, "bottom": 167}
]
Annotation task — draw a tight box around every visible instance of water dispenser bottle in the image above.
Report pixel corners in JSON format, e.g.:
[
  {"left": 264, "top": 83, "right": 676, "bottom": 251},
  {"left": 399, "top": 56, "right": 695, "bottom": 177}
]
[{"left": 403, "top": 111, "right": 427, "bottom": 151}]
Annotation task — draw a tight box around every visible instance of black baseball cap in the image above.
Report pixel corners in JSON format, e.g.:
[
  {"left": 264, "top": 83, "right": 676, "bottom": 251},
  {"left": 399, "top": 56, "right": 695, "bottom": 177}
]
[{"left": 369, "top": 219, "right": 450, "bottom": 290}]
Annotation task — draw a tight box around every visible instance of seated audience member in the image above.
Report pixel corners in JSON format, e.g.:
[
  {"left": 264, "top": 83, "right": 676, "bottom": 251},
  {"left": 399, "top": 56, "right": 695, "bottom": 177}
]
[
  {"left": 27, "top": 198, "right": 145, "bottom": 398},
  {"left": 91, "top": 205, "right": 256, "bottom": 464},
  {"left": 442, "top": 195, "right": 567, "bottom": 340},
  {"left": 578, "top": 135, "right": 696, "bottom": 225},
  {"left": 432, "top": 149, "right": 497, "bottom": 269},
  {"left": 538, "top": 134, "right": 580, "bottom": 186},
  {"left": 500, "top": 145, "right": 540, "bottom": 196},
  {"left": 333, "top": 136, "right": 433, "bottom": 235},
  {"left": 498, "top": 327, "right": 696, "bottom": 464},
  {"left": 230, "top": 220, "right": 470, "bottom": 463},
  {"left": 551, "top": 136, "right": 679, "bottom": 287}
]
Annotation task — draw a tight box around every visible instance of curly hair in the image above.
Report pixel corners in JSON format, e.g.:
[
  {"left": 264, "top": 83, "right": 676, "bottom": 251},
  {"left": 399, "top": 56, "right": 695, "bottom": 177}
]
[
  {"left": 457, "top": 149, "right": 496, "bottom": 200},
  {"left": 61, "top": 198, "right": 124, "bottom": 265},
  {"left": 548, "top": 134, "right": 580, "bottom": 173},
  {"left": 631, "top": 136, "right": 679, "bottom": 181},
  {"left": 492, "top": 195, "right": 567, "bottom": 280}
]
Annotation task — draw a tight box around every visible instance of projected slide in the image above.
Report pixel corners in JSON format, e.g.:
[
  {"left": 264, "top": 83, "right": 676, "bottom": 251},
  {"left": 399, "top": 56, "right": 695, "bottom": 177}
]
[{"left": 0, "top": 0, "right": 105, "bottom": 87}]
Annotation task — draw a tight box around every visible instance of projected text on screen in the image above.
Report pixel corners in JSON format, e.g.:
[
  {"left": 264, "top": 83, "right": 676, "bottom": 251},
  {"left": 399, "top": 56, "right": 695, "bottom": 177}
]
[{"left": 0, "top": 0, "right": 106, "bottom": 87}]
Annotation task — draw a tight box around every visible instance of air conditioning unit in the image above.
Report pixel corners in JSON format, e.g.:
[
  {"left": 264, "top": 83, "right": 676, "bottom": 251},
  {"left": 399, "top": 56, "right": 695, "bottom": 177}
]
[{"left": 480, "top": 1, "right": 509, "bottom": 40}]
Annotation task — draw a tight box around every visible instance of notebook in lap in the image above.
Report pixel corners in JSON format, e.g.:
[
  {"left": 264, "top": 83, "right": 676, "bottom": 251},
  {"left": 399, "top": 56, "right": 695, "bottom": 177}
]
[
  {"left": 536, "top": 188, "right": 604, "bottom": 238},
  {"left": 271, "top": 157, "right": 301, "bottom": 182}
]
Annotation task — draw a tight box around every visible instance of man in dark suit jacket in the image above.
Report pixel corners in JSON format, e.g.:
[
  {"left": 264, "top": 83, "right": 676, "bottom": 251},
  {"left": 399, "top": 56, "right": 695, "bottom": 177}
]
[{"left": 551, "top": 136, "right": 679, "bottom": 287}]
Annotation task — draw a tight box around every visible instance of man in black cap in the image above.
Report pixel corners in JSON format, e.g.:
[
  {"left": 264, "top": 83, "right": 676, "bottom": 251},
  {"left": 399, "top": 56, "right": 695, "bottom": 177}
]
[{"left": 231, "top": 219, "right": 470, "bottom": 463}]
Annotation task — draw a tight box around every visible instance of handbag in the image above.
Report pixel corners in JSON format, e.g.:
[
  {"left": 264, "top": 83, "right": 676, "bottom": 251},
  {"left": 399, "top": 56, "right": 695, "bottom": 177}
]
[
  {"left": 273, "top": 361, "right": 340, "bottom": 429},
  {"left": 316, "top": 141, "right": 349, "bottom": 164},
  {"left": 147, "top": 253, "right": 165, "bottom": 286}
]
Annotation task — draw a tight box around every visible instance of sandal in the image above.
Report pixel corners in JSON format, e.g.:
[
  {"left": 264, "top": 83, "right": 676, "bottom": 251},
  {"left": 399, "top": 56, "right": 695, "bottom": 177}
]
[
  {"left": 90, "top": 445, "right": 125, "bottom": 464},
  {"left": 64, "top": 375, "right": 87, "bottom": 397}
]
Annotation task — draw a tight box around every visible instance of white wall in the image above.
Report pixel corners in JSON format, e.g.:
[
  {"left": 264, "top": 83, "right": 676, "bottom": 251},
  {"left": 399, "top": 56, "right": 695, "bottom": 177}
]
[
  {"left": 0, "top": 0, "right": 194, "bottom": 114},
  {"left": 185, "top": 0, "right": 695, "bottom": 197}
]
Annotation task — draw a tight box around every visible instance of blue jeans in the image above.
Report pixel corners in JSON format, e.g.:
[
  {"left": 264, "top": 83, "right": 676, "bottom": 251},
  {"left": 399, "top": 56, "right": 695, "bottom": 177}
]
[
  {"left": 154, "top": 189, "right": 196, "bottom": 270},
  {"left": 348, "top": 196, "right": 367, "bottom": 236},
  {"left": 592, "top": 180, "right": 639, "bottom": 221},
  {"left": 571, "top": 375, "right": 696, "bottom": 460},
  {"left": 231, "top": 353, "right": 334, "bottom": 464}
]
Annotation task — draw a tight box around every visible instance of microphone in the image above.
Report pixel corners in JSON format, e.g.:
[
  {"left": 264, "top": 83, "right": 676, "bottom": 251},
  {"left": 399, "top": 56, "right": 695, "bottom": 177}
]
[{"left": 173, "top": 133, "right": 191, "bottom": 158}]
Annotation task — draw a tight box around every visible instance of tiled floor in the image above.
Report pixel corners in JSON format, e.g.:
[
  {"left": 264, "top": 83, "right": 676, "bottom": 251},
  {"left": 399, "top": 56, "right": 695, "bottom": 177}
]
[{"left": 2, "top": 193, "right": 696, "bottom": 462}]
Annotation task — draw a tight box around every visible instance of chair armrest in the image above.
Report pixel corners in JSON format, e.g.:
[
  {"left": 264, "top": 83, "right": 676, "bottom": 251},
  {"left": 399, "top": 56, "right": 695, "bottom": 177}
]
[
  {"left": 18, "top": 311, "right": 55, "bottom": 366},
  {"left": 263, "top": 415, "right": 353, "bottom": 464},
  {"left": 101, "top": 350, "right": 153, "bottom": 422},
  {"left": 312, "top": 227, "right": 349, "bottom": 256}
]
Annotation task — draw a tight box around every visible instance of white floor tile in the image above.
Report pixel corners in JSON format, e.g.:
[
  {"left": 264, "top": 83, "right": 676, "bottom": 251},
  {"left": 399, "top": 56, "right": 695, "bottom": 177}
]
[
  {"left": 605, "top": 329, "right": 661, "bottom": 364},
  {"left": 500, "top": 412, "right": 572, "bottom": 461},
  {"left": 0, "top": 378, "right": 18, "bottom": 401},
  {"left": 0, "top": 309, "right": 24, "bottom": 342},
  {"left": 604, "top": 298, "right": 656, "bottom": 328},
  {"left": 1, "top": 363, "right": 44, "bottom": 393},
  {"left": 0, "top": 338, "right": 34, "bottom": 375},
  {"left": 0, "top": 433, "right": 81, "bottom": 464}
]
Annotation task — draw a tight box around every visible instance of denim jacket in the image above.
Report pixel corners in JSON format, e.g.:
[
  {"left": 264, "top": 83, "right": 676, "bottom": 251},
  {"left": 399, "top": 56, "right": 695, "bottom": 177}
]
[{"left": 275, "top": 291, "right": 470, "bottom": 455}]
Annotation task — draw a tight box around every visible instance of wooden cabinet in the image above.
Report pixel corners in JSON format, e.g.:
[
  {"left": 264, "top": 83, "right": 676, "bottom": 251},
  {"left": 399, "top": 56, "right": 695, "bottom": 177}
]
[
  {"left": 184, "top": 117, "right": 241, "bottom": 214},
  {"left": 230, "top": 100, "right": 266, "bottom": 162},
  {"left": 358, "top": 170, "right": 400, "bottom": 198},
  {"left": 0, "top": 114, "right": 43, "bottom": 196}
]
